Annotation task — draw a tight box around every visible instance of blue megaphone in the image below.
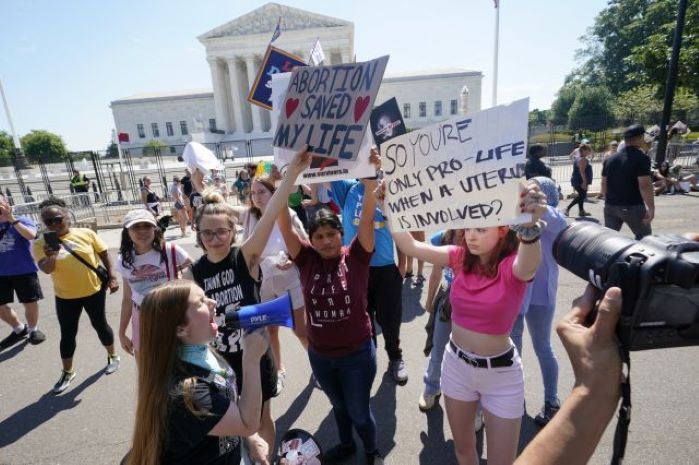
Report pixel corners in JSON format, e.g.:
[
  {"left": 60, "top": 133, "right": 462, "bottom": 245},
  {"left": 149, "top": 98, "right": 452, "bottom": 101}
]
[{"left": 222, "top": 292, "right": 295, "bottom": 331}]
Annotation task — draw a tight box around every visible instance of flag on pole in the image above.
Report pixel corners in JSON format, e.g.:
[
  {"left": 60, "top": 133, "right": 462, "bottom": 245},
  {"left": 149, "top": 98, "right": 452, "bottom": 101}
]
[
  {"left": 270, "top": 17, "right": 282, "bottom": 43},
  {"left": 118, "top": 132, "right": 130, "bottom": 143},
  {"left": 308, "top": 38, "right": 325, "bottom": 66}
]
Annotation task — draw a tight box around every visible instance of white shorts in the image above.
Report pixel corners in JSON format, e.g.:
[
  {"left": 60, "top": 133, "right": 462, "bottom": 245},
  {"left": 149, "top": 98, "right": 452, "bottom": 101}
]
[
  {"left": 441, "top": 340, "right": 525, "bottom": 419},
  {"left": 260, "top": 265, "right": 304, "bottom": 310}
]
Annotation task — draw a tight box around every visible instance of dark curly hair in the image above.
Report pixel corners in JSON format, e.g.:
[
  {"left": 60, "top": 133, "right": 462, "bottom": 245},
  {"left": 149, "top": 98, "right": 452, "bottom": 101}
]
[
  {"left": 119, "top": 225, "right": 166, "bottom": 270},
  {"left": 38, "top": 197, "right": 71, "bottom": 223}
]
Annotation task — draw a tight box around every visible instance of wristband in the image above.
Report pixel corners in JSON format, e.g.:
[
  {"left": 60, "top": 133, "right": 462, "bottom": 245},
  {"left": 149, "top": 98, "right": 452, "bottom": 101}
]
[
  {"left": 10, "top": 220, "right": 20, "bottom": 226},
  {"left": 511, "top": 219, "right": 547, "bottom": 243}
]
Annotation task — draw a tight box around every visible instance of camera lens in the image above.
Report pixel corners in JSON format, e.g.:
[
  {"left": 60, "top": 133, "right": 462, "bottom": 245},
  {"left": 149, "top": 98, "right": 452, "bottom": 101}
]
[{"left": 553, "top": 222, "right": 637, "bottom": 288}]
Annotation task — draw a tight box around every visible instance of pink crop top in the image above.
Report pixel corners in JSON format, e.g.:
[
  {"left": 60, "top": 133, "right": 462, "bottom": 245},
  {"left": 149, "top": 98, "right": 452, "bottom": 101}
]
[{"left": 448, "top": 246, "right": 529, "bottom": 335}]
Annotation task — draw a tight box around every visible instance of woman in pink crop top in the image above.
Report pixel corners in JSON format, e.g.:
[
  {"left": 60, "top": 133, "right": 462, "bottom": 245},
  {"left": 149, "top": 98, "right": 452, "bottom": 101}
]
[{"left": 388, "top": 181, "right": 547, "bottom": 465}]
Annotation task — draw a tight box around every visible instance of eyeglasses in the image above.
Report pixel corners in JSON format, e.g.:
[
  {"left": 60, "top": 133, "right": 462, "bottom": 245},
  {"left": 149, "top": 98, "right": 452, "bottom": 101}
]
[
  {"left": 199, "top": 228, "right": 233, "bottom": 241},
  {"left": 43, "top": 216, "right": 64, "bottom": 225}
]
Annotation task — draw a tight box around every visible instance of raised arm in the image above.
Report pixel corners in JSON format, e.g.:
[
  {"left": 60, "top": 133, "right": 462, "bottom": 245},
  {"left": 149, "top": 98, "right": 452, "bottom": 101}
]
[
  {"left": 277, "top": 206, "right": 303, "bottom": 259},
  {"left": 357, "top": 178, "right": 377, "bottom": 253},
  {"left": 512, "top": 182, "right": 547, "bottom": 281},
  {"left": 241, "top": 148, "right": 311, "bottom": 271}
]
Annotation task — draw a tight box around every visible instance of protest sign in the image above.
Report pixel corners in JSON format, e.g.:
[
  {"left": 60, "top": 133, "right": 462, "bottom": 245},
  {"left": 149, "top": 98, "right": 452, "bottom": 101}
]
[
  {"left": 271, "top": 72, "right": 376, "bottom": 183},
  {"left": 248, "top": 46, "right": 306, "bottom": 111},
  {"left": 272, "top": 55, "right": 389, "bottom": 161},
  {"left": 382, "top": 98, "right": 530, "bottom": 232},
  {"left": 370, "top": 97, "right": 406, "bottom": 146}
]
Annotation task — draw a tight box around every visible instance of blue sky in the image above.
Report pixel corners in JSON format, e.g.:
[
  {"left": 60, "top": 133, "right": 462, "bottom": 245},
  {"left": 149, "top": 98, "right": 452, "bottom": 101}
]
[{"left": 0, "top": 0, "right": 609, "bottom": 151}]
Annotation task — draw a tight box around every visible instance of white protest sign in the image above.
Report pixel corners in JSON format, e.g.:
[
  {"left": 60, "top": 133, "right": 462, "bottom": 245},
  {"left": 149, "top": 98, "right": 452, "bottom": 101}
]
[
  {"left": 271, "top": 72, "right": 376, "bottom": 183},
  {"left": 272, "top": 56, "right": 389, "bottom": 161},
  {"left": 382, "top": 98, "right": 530, "bottom": 232}
]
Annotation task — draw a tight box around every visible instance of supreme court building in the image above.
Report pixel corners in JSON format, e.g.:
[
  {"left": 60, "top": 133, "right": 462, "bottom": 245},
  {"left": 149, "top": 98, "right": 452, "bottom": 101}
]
[{"left": 110, "top": 3, "right": 482, "bottom": 153}]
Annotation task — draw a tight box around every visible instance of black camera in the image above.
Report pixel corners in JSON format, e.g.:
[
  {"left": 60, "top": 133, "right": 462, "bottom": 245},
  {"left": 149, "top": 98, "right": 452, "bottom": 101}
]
[{"left": 554, "top": 222, "right": 699, "bottom": 351}]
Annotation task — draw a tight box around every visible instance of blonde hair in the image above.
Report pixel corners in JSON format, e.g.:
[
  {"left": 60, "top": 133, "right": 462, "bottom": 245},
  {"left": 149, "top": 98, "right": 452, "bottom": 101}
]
[{"left": 193, "top": 189, "right": 237, "bottom": 249}]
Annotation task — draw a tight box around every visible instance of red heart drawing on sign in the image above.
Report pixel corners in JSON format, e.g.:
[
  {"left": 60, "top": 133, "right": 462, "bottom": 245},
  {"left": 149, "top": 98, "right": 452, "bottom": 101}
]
[
  {"left": 354, "top": 96, "right": 370, "bottom": 122},
  {"left": 285, "top": 98, "right": 300, "bottom": 118}
]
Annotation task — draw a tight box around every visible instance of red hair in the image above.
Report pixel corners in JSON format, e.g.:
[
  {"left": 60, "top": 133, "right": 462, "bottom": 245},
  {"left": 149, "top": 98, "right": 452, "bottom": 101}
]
[{"left": 459, "top": 227, "right": 519, "bottom": 278}]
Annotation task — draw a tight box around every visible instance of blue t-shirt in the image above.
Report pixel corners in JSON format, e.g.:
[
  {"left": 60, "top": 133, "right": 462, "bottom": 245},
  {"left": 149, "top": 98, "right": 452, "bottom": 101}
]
[
  {"left": 430, "top": 231, "right": 454, "bottom": 285},
  {"left": 0, "top": 216, "right": 38, "bottom": 276},
  {"left": 329, "top": 180, "right": 394, "bottom": 267}
]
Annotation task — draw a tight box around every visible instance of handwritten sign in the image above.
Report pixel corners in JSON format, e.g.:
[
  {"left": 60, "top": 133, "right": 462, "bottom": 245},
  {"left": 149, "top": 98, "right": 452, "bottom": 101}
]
[
  {"left": 272, "top": 56, "right": 389, "bottom": 161},
  {"left": 382, "top": 98, "right": 531, "bottom": 232},
  {"left": 248, "top": 46, "right": 306, "bottom": 111},
  {"left": 271, "top": 72, "right": 376, "bottom": 182}
]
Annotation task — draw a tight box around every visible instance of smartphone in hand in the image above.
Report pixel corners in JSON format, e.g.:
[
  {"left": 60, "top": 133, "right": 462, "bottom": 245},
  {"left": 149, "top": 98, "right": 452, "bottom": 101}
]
[{"left": 43, "top": 231, "right": 61, "bottom": 252}]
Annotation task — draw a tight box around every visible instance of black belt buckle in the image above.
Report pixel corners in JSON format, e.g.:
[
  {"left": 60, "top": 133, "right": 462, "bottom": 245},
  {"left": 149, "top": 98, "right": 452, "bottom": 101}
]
[{"left": 458, "top": 351, "right": 480, "bottom": 368}]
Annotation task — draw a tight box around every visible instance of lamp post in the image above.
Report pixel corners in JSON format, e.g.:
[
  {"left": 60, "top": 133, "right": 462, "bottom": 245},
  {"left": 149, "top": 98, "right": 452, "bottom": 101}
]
[
  {"left": 0, "top": 77, "right": 28, "bottom": 170},
  {"left": 655, "top": 0, "right": 688, "bottom": 165}
]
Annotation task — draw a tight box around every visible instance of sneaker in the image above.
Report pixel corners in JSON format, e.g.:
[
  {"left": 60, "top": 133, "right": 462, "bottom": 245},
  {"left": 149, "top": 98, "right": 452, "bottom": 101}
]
[
  {"left": 28, "top": 329, "right": 47, "bottom": 345},
  {"left": 418, "top": 391, "right": 441, "bottom": 412},
  {"left": 274, "top": 370, "right": 286, "bottom": 397},
  {"left": 389, "top": 359, "right": 408, "bottom": 385},
  {"left": 0, "top": 326, "right": 28, "bottom": 350},
  {"left": 365, "top": 450, "right": 384, "bottom": 465},
  {"left": 53, "top": 370, "right": 76, "bottom": 394},
  {"left": 324, "top": 442, "right": 356, "bottom": 463},
  {"left": 579, "top": 211, "right": 592, "bottom": 217},
  {"left": 415, "top": 274, "right": 426, "bottom": 286},
  {"left": 474, "top": 410, "right": 485, "bottom": 433},
  {"left": 534, "top": 400, "right": 560, "bottom": 426},
  {"left": 105, "top": 354, "right": 121, "bottom": 375}
]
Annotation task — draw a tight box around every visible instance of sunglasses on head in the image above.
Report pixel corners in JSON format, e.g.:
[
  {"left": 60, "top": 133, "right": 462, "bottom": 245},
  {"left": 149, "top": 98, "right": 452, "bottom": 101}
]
[{"left": 43, "top": 216, "right": 64, "bottom": 225}]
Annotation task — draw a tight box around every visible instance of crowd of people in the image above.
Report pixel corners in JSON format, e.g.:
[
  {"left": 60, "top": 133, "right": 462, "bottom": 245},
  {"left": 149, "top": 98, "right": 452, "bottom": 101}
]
[{"left": 1, "top": 129, "right": 694, "bottom": 464}]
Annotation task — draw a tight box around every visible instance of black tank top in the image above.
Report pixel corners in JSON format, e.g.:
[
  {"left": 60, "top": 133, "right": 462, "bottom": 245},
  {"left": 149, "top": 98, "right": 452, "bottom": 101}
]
[{"left": 190, "top": 247, "right": 260, "bottom": 354}]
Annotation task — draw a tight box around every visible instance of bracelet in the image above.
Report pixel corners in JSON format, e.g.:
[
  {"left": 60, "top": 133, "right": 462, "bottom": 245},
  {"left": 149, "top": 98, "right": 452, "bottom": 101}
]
[
  {"left": 10, "top": 220, "right": 20, "bottom": 226},
  {"left": 511, "top": 219, "right": 547, "bottom": 243},
  {"left": 519, "top": 235, "right": 540, "bottom": 245}
]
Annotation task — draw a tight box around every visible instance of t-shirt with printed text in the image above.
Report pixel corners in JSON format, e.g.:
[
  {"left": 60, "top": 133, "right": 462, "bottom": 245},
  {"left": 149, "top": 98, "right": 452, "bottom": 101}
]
[
  {"left": 294, "top": 238, "right": 373, "bottom": 357},
  {"left": 163, "top": 361, "right": 240, "bottom": 465}
]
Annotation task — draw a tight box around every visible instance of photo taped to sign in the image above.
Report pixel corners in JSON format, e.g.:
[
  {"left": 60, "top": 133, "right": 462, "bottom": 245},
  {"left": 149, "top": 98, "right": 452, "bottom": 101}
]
[
  {"left": 370, "top": 97, "right": 407, "bottom": 146},
  {"left": 272, "top": 55, "right": 389, "bottom": 161},
  {"left": 381, "top": 98, "right": 531, "bottom": 232}
]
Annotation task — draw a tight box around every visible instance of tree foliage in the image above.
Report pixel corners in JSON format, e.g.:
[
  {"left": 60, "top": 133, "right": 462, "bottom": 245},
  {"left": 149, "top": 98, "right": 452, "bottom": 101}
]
[
  {"left": 574, "top": 0, "right": 699, "bottom": 96},
  {"left": 614, "top": 84, "right": 699, "bottom": 125},
  {"left": 0, "top": 131, "right": 14, "bottom": 166},
  {"left": 551, "top": 85, "right": 581, "bottom": 126},
  {"left": 568, "top": 87, "right": 616, "bottom": 131},
  {"left": 20, "top": 129, "right": 68, "bottom": 163},
  {"left": 142, "top": 139, "right": 166, "bottom": 157}
]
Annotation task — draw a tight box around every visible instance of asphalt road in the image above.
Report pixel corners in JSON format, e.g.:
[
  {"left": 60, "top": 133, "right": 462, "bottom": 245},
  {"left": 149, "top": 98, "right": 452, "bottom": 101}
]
[{"left": 1, "top": 192, "right": 698, "bottom": 465}]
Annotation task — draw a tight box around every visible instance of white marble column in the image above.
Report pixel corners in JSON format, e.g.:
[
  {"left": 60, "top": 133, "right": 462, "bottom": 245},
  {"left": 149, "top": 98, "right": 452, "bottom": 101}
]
[
  {"left": 341, "top": 50, "right": 352, "bottom": 64},
  {"left": 226, "top": 57, "right": 249, "bottom": 134},
  {"left": 245, "top": 55, "right": 264, "bottom": 133},
  {"left": 207, "top": 57, "right": 231, "bottom": 133}
]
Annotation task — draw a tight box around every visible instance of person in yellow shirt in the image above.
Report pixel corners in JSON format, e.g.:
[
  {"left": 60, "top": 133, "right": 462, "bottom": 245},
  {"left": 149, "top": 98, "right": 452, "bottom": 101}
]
[{"left": 33, "top": 197, "right": 120, "bottom": 394}]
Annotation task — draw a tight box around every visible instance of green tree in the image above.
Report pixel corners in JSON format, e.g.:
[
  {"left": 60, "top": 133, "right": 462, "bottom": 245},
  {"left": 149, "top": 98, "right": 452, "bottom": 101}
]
[
  {"left": 574, "top": 0, "right": 699, "bottom": 96},
  {"left": 0, "top": 131, "right": 14, "bottom": 166},
  {"left": 106, "top": 142, "right": 119, "bottom": 158},
  {"left": 142, "top": 139, "right": 166, "bottom": 157},
  {"left": 614, "top": 85, "right": 699, "bottom": 125},
  {"left": 551, "top": 85, "right": 581, "bottom": 126},
  {"left": 568, "top": 87, "right": 616, "bottom": 131},
  {"left": 529, "top": 108, "right": 550, "bottom": 126},
  {"left": 20, "top": 129, "right": 68, "bottom": 163}
]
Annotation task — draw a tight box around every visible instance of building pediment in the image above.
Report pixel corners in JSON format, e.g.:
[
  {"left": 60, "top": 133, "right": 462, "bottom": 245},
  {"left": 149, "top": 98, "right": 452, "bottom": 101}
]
[{"left": 198, "top": 2, "right": 352, "bottom": 41}]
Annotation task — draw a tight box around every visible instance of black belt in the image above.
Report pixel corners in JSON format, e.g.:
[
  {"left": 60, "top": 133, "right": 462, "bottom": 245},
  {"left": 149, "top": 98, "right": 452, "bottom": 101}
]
[{"left": 449, "top": 340, "right": 514, "bottom": 368}]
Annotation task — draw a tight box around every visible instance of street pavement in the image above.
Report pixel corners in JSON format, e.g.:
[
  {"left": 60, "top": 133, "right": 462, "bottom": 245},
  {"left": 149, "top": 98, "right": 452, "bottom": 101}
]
[{"left": 1, "top": 192, "right": 698, "bottom": 465}]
